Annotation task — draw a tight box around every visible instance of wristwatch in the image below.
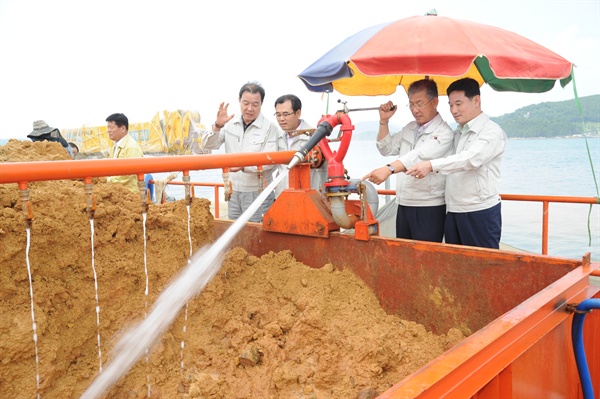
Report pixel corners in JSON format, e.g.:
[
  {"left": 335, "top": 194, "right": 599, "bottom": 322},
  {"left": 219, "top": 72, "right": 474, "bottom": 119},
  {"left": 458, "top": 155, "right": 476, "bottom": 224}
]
[{"left": 386, "top": 164, "right": 395, "bottom": 174}]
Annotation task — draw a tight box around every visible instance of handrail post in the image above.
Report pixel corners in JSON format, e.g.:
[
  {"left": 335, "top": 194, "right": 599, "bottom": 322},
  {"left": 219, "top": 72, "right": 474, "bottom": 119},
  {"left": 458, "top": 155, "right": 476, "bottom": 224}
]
[
  {"left": 214, "top": 186, "right": 220, "bottom": 218},
  {"left": 542, "top": 201, "right": 549, "bottom": 255}
]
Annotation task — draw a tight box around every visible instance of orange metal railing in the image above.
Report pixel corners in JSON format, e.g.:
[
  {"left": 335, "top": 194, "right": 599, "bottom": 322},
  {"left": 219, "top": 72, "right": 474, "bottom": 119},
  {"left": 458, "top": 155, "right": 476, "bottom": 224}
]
[
  {"left": 1, "top": 155, "right": 598, "bottom": 258},
  {"left": 185, "top": 184, "right": 598, "bottom": 257},
  {"left": 0, "top": 152, "right": 292, "bottom": 229},
  {"left": 379, "top": 189, "right": 599, "bottom": 256},
  {"left": 168, "top": 181, "right": 225, "bottom": 220},
  {"left": 500, "top": 194, "right": 600, "bottom": 255}
]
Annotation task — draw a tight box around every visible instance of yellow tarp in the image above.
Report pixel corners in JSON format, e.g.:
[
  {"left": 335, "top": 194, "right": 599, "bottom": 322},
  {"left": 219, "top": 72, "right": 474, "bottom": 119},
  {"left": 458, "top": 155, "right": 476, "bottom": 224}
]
[
  {"left": 62, "top": 126, "right": 112, "bottom": 157},
  {"left": 163, "top": 110, "right": 206, "bottom": 155},
  {"left": 128, "top": 112, "right": 168, "bottom": 154},
  {"left": 62, "top": 110, "right": 206, "bottom": 157}
]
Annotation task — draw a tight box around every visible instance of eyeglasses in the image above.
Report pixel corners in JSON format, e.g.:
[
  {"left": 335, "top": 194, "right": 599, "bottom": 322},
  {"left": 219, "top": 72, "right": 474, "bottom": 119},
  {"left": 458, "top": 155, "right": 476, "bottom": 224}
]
[
  {"left": 407, "top": 98, "right": 434, "bottom": 110},
  {"left": 274, "top": 111, "right": 296, "bottom": 118}
]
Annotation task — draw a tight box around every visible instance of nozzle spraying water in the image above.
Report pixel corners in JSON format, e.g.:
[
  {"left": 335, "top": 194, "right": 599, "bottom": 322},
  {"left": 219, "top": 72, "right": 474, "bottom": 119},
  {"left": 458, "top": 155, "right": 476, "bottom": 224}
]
[{"left": 287, "top": 121, "right": 334, "bottom": 170}]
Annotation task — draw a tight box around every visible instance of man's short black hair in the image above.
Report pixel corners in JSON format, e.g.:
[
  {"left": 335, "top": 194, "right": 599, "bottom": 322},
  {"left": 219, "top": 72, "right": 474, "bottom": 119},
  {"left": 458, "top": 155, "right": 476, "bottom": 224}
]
[
  {"left": 274, "top": 94, "right": 302, "bottom": 111},
  {"left": 106, "top": 113, "right": 129, "bottom": 131},
  {"left": 447, "top": 78, "right": 481, "bottom": 99},
  {"left": 239, "top": 81, "right": 265, "bottom": 103}
]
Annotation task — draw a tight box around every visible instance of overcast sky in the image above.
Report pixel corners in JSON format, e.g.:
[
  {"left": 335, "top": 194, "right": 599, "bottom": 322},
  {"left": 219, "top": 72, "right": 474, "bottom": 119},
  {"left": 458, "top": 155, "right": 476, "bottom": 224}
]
[{"left": 0, "top": 0, "right": 598, "bottom": 140}]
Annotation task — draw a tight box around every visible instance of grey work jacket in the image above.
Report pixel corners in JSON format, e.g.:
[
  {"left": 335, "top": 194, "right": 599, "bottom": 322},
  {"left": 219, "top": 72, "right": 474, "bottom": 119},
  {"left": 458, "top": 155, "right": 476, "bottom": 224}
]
[{"left": 377, "top": 113, "right": 454, "bottom": 206}]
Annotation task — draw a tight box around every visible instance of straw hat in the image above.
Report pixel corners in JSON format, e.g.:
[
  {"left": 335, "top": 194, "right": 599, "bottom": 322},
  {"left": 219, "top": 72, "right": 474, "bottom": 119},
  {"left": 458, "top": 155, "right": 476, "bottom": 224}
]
[{"left": 29, "top": 120, "right": 57, "bottom": 137}]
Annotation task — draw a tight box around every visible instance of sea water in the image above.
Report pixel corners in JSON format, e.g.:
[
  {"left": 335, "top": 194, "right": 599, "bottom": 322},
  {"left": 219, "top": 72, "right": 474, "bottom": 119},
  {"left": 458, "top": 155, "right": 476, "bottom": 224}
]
[{"left": 155, "top": 137, "right": 600, "bottom": 261}]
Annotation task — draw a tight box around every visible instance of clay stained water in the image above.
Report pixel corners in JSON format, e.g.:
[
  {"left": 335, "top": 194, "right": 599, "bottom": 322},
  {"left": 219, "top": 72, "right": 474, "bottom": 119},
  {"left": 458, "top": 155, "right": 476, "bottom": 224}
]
[
  {"left": 89, "top": 219, "right": 103, "bottom": 373},
  {"left": 80, "top": 169, "right": 289, "bottom": 399},
  {"left": 25, "top": 228, "right": 41, "bottom": 399},
  {"left": 180, "top": 204, "right": 193, "bottom": 370},
  {"left": 142, "top": 212, "right": 151, "bottom": 398}
]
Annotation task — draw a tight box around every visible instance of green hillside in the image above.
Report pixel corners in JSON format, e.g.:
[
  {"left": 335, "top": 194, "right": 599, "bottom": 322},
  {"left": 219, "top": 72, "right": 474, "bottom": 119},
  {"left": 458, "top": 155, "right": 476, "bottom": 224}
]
[
  {"left": 491, "top": 94, "right": 600, "bottom": 138},
  {"left": 352, "top": 94, "right": 599, "bottom": 140}
]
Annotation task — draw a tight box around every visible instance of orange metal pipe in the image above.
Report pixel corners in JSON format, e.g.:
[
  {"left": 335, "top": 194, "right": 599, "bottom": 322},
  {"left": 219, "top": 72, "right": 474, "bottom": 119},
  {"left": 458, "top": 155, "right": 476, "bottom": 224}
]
[
  {"left": 0, "top": 151, "right": 295, "bottom": 184},
  {"left": 168, "top": 182, "right": 225, "bottom": 188},
  {"left": 376, "top": 191, "right": 599, "bottom": 205},
  {"left": 500, "top": 193, "right": 600, "bottom": 204}
]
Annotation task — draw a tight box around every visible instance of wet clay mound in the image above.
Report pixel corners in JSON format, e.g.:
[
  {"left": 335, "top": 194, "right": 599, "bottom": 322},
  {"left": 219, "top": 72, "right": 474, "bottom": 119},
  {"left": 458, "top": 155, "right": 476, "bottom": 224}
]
[
  {"left": 1, "top": 140, "right": 214, "bottom": 398},
  {"left": 1, "top": 140, "right": 464, "bottom": 398},
  {"left": 183, "top": 248, "right": 462, "bottom": 399},
  {"left": 0, "top": 139, "right": 73, "bottom": 162},
  {"left": 0, "top": 183, "right": 214, "bottom": 398}
]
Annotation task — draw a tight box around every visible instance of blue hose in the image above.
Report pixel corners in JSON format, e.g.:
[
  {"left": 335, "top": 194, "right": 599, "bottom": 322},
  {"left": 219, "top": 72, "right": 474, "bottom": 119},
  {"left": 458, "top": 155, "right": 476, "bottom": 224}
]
[
  {"left": 572, "top": 298, "right": 600, "bottom": 399},
  {"left": 144, "top": 174, "right": 155, "bottom": 202}
]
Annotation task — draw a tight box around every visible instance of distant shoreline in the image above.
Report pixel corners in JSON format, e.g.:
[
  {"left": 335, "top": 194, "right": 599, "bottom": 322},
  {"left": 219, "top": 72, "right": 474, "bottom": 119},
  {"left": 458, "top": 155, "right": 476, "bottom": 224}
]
[
  {"left": 352, "top": 133, "right": 600, "bottom": 141},
  {"left": 2, "top": 134, "right": 600, "bottom": 147}
]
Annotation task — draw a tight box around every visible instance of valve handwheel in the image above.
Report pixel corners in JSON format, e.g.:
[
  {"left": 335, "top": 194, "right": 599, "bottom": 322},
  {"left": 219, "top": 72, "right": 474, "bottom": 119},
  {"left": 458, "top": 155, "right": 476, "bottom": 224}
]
[{"left": 307, "top": 144, "right": 325, "bottom": 169}]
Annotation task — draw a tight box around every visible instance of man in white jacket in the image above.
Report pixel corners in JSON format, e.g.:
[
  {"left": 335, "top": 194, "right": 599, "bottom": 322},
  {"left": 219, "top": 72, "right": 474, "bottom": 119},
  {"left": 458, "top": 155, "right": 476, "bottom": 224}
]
[
  {"left": 362, "top": 79, "right": 454, "bottom": 242},
  {"left": 203, "top": 82, "right": 286, "bottom": 222},
  {"left": 406, "top": 78, "right": 507, "bottom": 249}
]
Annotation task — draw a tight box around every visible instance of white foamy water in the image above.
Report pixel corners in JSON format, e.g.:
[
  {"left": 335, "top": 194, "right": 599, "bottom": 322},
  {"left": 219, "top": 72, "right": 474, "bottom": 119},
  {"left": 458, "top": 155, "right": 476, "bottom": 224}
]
[
  {"left": 89, "top": 219, "right": 103, "bottom": 373},
  {"left": 142, "top": 212, "right": 149, "bottom": 300},
  {"left": 180, "top": 204, "right": 193, "bottom": 370},
  {"left": 179, "top": 206, "right": 194, "bottom": 370},
  {"left": 25, "top": 228, "right": 41, "bottom": 399},
  {"left": 141, "top": 212, "right": 151, "bottom": 397},
  {"left": 80, "top": 169, "right": 288, "bottom": 398}
]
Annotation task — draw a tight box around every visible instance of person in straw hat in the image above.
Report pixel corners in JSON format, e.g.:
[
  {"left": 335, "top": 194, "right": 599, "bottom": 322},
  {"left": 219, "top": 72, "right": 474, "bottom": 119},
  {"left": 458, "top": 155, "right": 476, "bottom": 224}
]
[{"left": 27, "top": 120, "right": 72, "bottom": 156}]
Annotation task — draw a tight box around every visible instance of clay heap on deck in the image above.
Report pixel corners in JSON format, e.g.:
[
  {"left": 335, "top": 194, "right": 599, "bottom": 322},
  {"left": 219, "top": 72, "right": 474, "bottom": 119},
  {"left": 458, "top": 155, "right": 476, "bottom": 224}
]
[{"left": 0, "top": 140, "right": 464, "bottom": 399}]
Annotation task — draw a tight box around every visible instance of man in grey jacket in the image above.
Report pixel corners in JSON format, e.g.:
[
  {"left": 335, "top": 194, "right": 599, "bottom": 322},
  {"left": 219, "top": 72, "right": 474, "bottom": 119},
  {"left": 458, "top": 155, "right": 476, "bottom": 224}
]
[
  {"left": 362, "top": 79, "right": 454, "bottom": 242},
  {"left": 273, "top": 94, "right": 328, "bottom": 197},
  {"left": 406, "top": 78, "right": 507, "bottom": 249},
  {"left": 203, "top": 82, "right": 286, "bottom": 222}
]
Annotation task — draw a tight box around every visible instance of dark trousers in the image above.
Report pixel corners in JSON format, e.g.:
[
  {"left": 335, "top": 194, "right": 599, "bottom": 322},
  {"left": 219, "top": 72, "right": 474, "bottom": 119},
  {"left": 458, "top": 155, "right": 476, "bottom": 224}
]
[
  {"left": 396, "top": 204, "right": 446, "bottom": 243},
  {"left": 444, "top": 203, "right": 502, "bottom": 249}
]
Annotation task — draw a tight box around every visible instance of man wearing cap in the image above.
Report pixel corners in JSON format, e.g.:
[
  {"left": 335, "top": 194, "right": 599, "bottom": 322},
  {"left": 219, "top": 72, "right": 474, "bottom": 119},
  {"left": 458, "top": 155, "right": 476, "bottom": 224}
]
[
  {"left": 106, "top": 113, "right": 144, "bottom": 193},
  {"left": 28, "top": 120, "right": 72, "bottom": 156}
]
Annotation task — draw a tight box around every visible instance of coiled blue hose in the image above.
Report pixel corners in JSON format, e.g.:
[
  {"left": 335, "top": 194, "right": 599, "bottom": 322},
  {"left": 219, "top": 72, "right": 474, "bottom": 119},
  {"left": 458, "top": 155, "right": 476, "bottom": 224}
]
[{"left": 572, "top": 298, "right": 600, "bottom": 399}]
